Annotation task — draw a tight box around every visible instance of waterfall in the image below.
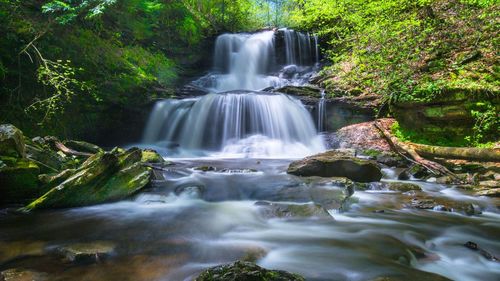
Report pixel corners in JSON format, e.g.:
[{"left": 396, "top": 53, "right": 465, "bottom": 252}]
[
  {"left": 314, "top": 35, "right": 319, "bottom": 63},
  {"left": 142, "top": 92, "right": 324, "bottom": 158},
  {"left": 317, "top": 90, "right": 326, "bottom": 132},
  {"left": 142, "top": 29, "right": 325, "bottom": 158},
  {"left": 281, "top": 28, "right": 317, "bottom": 66},
  {"left": 210, "top": 31, "right": 280, "bottom": 92}
]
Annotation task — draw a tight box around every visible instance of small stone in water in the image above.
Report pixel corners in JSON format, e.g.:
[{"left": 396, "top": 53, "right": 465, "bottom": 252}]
[
  {"left": 464, "top": 241, "right": 498, "bottom": 261},
  {"left": 57, "top": 241, "right": 116, "bottom": 264}
]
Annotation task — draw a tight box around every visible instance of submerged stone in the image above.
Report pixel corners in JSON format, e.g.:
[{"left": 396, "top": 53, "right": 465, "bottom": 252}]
[
  {"left": 57, "top": 241, "right": 116, "bottom": 264},
  {"left": 0, "top": 268, "right": 48, "bottom": 281},
  {"left": 287, "top": 150, "right": 382, "bottom": 182},
  {"left": 255, "top": 201, "right": 331, "bottom": 218},
  {"left": 195, "top": 261, "right": 305, "bottom": 281}
]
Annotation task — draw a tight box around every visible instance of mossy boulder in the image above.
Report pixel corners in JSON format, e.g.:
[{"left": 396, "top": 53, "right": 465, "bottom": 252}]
[
  {"left": 0, "top": 157, "right": 42, "bottom": 204},
  {"left": 288, "top": 150, "right": 382, "bottom": 182},
  {"left": 24, "top": 148, "right": 151, "bottom": 210},
  {"left": 195, "top": 261, "right": 305, "bottom": 281},
  {"left": 0, "top": 124, "right": 26, "bottom": 158},
  {"left": 141, "top": 149, "right": 165, "bottom": 164}
]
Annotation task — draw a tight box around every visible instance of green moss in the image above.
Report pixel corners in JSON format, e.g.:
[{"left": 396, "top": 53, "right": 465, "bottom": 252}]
[
  {"left": 140, "top": 149, "right": 164, "bottom": 164},
  {"left": 362, "top": 149, "right": 383, "bottom": 157},
  {"left": 0, "top": 157, "right": 42, "bottom": 203}
]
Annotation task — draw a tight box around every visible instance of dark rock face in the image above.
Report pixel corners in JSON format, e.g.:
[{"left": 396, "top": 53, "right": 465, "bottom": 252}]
[
  {"left": 287, "top": 150, "right": 383, "bottom": 182},
  {"left": 195, "top": 261, "right": 305, "bottom": 281}
]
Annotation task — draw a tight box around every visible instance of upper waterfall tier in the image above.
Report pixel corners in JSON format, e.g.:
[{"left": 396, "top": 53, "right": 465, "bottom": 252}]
[{"left": 193, "top": 29, "right": 319, "bottom": 92}]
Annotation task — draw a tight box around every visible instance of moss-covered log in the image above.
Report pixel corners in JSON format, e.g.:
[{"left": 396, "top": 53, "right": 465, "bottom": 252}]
[{"left": 411, "top": 144, "right": 500, "bottom": 162}]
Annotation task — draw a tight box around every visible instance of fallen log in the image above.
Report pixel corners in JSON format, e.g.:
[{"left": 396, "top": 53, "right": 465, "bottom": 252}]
[
  {"left": 411, "top": 144, "right": 500, "bottom": 162},
  {"left": 373, "top": 119, "right": 460, "bottom": 180}
]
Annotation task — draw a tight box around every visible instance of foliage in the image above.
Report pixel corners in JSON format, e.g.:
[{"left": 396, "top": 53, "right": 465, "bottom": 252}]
[
  {"left": 27, "top": 59, "right": 92, "bottom": 125},
  {"left": 42, "top": 0, "right": 117, "bottom": 24},
  {"left": 465, "top": 102, "right": 498, "bottom": 147},
  {"left": 287, "top": 0, "right": 499, "bottom": 101},
  {"left": 0, "top": 0, "right": 272, "bottom": 140}
]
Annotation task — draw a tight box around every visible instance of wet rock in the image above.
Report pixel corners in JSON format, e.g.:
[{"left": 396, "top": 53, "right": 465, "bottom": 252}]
[
  {"left": 477, "top": 180, "right": 499, "bottom": 188},
  {"left": 63, "top": 140, "right": 103, "bottom": 154},
  {"left": 0, "top": 268, "right": 48, "bottom": 281},
  {"left": 0, "top": 241, "right": 46, "bottom": 264},
  {"left": 255, "top": 201, "right": 331, "bottom": 218},
  {"left": 280, "top": 65, "right": 299, "bottom": 78},
  {"left": 475, "top": 188, "right": 500, "bottom": 197},
  {"left": 195, "top": 261, "right": 305, "bottom": 281},
  {"left": 57, "top": 241, "right": 116, "bottom": 264},
  {"left": 333, "top": 122, "right": 392, "bottom": 152},
  {"left": 0, "top": 124, "right": 26, "bottom": 158},
  {"left": 288, "top": 150, "right": 382, "bottom": 182},
  {"left": 38, "top": 169, "right": 75, "bottom": 187},
  {"left": 464, "top": 241, "right": 498, "bottom": 261},
  {"left": 398, "top": 165, "right": 430, "bottom": 180},
  {"left": 24, "top": 148, "right": 151, "bottom": 210},
  {"left": 0, "top": 157, "right": 41, "bottom": 204},
  {"left": 195, "top": 166, "right": 216, "bottom": 172},
  {"left": 240, "top": 247, "right": 268, "bottom": 263},
  {"left": 141, "top": 149, "right": 165, "bottom": 164},
  {"left": 309, "top": 183, "right": 355, "bottom": 210},
  {"left": 403, "top": 193, "right": 482, "bottom": 215},
  {"left": 274, "top": 85, "right": 322, "bottom": 98},
  {"left": 24, "top": 144, "right": 67, "bottom": 172},
  {"left": 384, "top": 182, "right": 422, "bottom": 192}
]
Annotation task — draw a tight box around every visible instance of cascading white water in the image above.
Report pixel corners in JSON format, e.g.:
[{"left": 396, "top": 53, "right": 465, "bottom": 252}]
[
  {"left": 142, "top": 30, "right": 325, "bottom": 158},
  {"left": 317, "top": 90, "right": 326, "bottom": 132},
  {"left": 211, "top": 31, "right": 280, "bottom": 92},
  {"left": 281, "top": 28, "right": 317, "bottom": 66},
  {"left": 142, "top": 92, "right": 324, "bottom": 158}
]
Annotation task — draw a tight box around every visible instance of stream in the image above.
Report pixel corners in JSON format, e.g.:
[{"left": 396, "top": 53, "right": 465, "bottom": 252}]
[{"left": 0, "top": 29, "right": 499, "bottom": 281}]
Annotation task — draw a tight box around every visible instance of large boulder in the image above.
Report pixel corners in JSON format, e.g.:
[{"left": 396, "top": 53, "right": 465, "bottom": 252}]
[
  {"left": 24, "top": 148, "right": 151, "bottom": 210},
  {"left": 0, "top": 124, "right": 26, "bottom": 158},
  {"left": 287, "top": 150, "right": 383, "bottom": 182},
  {"left": 0, "top": 157, "right": 42, "bottom": 204},
  {"left": 195, "top": 261, "right": 305, "bottom": 281}
]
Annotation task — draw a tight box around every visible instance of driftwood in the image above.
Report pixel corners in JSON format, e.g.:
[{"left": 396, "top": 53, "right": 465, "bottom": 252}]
[
  {"left": 374, "top": 119, "right": 460, "bottom": 180},
  {"left": 411, "top": 144, "right": 500, "bottom": 162},
  {"left": 53, "top": 141, "right": 92, "bottom": 157}
]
